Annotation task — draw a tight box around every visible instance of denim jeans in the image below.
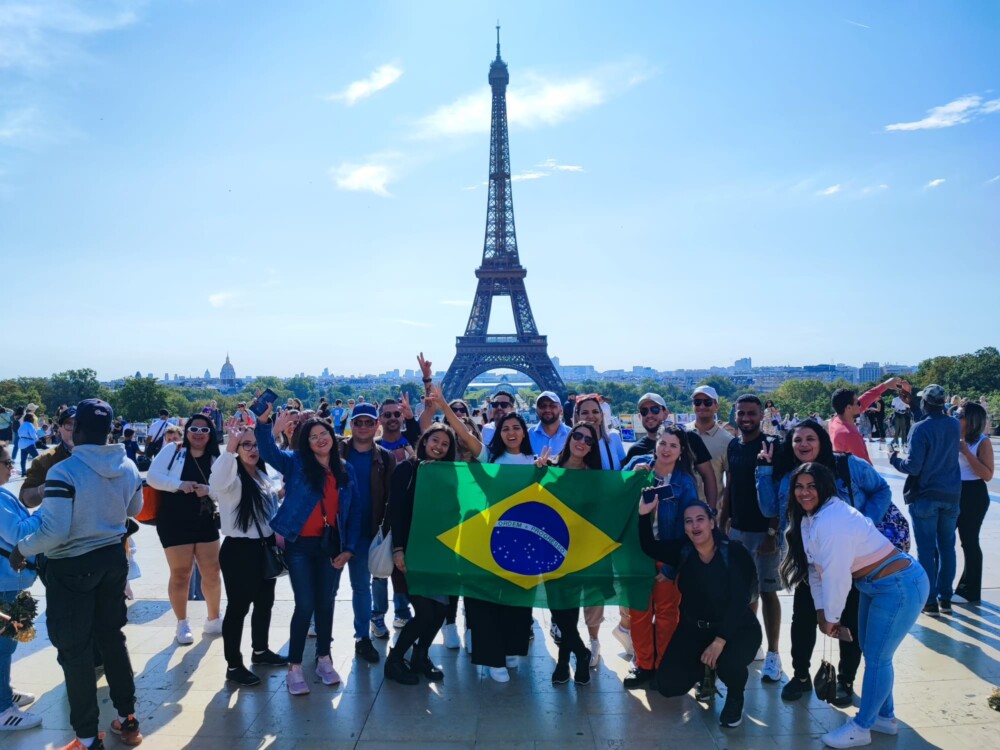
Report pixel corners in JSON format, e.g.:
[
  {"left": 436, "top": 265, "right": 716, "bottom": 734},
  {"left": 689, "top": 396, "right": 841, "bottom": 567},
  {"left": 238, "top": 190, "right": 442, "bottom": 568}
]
[
  {"left": 371, "top": 576, "right": 411, "bottom": 620},
  {"left": 910, "top": 500, "right": 959, "bottom": 604},
  {"left": 346, "top": 540, "right": 373, "bottom": 640},
  {"left": 0, "top": 591, "right": 19, "bottom": 712},
  {"left": 854, "top": 555, "right": 928, "bottom": 729},
  {"left": 285, "top": 536, "right": 342, "bottom": 664},
  {"left": 18, "top": 444, "right": 38, "bottom": 475}
]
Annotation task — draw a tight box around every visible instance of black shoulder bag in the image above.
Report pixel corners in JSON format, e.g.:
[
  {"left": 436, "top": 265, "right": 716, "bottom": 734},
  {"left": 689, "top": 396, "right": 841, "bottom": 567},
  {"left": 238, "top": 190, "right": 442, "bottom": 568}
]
[
  {"left": 251, "top": 517, "right": 287, "bottom": 579},
  {"left": 318, "top": 494, "right": 342, "bottom": 559}
]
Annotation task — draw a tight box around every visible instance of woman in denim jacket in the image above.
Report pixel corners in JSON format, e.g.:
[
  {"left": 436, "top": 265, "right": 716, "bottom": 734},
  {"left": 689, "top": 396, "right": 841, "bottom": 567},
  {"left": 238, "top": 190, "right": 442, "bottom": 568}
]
[
  {"left": 255, "top": 405, "right": 362, "bottom": 697},
  {"left": 0, "top": 444, "right": 41, "bottom": 731},
  {"left": 755, "top": 420, "right": 891, "bottom": 707}
]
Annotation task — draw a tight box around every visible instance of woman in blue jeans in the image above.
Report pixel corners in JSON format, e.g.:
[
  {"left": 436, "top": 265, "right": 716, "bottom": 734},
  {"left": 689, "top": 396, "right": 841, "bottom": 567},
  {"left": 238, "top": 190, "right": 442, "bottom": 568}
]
[
  {"left": 255, "top": 405, "right": 361, "bottom": 697},
  {"left": 781, "top": 463, "right": 928, "bottom": 749}
]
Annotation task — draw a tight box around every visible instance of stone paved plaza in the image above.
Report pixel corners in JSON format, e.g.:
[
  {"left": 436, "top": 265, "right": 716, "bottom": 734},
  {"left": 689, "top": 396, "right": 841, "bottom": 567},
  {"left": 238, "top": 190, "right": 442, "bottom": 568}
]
[{"left": 3, "top": 441, "right": 1000, "bottom": 749}]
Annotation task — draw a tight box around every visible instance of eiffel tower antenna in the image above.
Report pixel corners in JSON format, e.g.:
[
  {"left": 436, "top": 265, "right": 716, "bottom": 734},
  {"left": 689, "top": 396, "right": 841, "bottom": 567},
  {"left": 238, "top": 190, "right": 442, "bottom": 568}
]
[{"left": 441, "top": 30, "right": 566, "bottom": 401}]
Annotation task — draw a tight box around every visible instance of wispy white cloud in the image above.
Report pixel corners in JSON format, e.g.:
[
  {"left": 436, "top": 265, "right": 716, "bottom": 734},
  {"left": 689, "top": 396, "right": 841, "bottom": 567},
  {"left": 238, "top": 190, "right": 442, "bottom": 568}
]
[
  {"left": 208, "top": 291, "right": 236, "bottom": 308},
  {"left": 0, "top": 107, "right": 38, "bottom": 141},
  {"left": 926, "top": 178, "right": 946, "bottom": 188},
  {"left": 325, "top": 64, "right": 403, "bottom": 106},
  {"left": 818, "top": 184, "right": 842, "bottom": 196},
  {"left": 330, "top": 161, "right": 394, "bottom": 197},
  {"left": 861, "top": 184, "right": 889, "bottom": 195},
  {"left": 885, "top": 95, "right": 1000, "bottom": 132},
  {"left": 511, "top": 170, "right": 548, "bottom": 182},
  {"left": 844, "top": 19, "right": 871, "bottom": 29},
  {"left": 0, "top": 0, "right": 140, "bottom": 71},
  {"left": 416, "top": 64, "right": 648, "bottom": 139},
  {"left": 538, "top": 157, "right": 584, "bottom": 173},
  {"left": 438, "top": 300, "right": 471, "bottom": 306},
  {"left": 987, "top": 175, "right": 1000, "bottom": 184}
]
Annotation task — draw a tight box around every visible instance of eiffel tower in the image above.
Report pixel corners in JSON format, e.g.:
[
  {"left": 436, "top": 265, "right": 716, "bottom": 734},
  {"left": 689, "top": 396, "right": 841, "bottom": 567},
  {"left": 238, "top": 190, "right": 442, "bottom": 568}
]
[{"left": 441, "top": 29, "right": 566, "bottom": 402}]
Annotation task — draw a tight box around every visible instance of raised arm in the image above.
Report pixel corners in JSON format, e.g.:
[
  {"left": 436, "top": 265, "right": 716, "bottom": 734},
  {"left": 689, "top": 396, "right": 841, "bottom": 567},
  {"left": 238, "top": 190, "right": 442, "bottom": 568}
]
[{"left": 429, "top": 383, "right": 484, "bottom": 458}]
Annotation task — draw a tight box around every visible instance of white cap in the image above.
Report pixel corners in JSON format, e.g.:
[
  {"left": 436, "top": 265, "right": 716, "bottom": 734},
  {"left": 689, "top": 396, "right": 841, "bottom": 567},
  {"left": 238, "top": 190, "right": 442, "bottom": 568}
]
[
  {"left": 536, "top": 391, "right": 560, "bottom": 406},
  {"left": 692, "top": 385, "right": 719, "bottom": 401},
  {"left": 638, "top": 392, "right": 667, "bottom": 408}
]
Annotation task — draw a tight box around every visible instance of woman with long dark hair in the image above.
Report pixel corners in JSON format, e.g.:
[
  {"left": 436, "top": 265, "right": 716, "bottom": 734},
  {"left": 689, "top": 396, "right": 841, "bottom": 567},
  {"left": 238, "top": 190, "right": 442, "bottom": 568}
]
[
  {"left": 781, "top": 463, "right": 927, "bottom": 749},
  {"left": 756, "top": 420, "right": 892, "bottom": 705},
  {"left": 620, "top": 425, "right": 700, "bottom": 688},
  {"left": 383, "top": 423, "right": 459, "bottom": 685},
  {"left": 209, "top": 421, "right": 287, "bottom": 687},
  {"left": 638, "top": 498, "right": 761, "bottom": 728},
  {"left": 147, "top": 413, "right": 224, "bottom": 645},
  {"left": 954, "top": 403, "right": 995, "bottom": 603},
  {"left": 255, "top": 405, "right": 361, "bottom": 696},
  {"left": 573, "top": 394, "right": 626, "bottom": 470},
  {"left": 535, "top": 420, "right": 602, "bottom": 685}
]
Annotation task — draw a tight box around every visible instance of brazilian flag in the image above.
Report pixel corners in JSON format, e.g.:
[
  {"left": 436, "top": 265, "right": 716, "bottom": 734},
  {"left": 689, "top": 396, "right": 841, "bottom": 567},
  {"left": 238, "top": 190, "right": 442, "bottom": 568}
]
[{"left": 405, "top": 462, "right": 654, "bottom": 610}]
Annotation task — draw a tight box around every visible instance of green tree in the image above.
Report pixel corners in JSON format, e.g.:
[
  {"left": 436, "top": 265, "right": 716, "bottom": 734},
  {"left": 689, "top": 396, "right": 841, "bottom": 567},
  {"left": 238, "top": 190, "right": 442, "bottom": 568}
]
[
  {"left": 696, "top": 376, "right": 739, "bottom": 400},
  {"left": 108, "top": 378, "right": 171, "bottom": 421},
  {"left": 46, "top": 369, "right": 110, "bottom": 414},
  {"left": 285, "top": 376, "right": 318, "bottom": 406},
  {"left": 0, "top": 379, "right": 47, "bottom": 411},
  {"left": 770, "top": 379, "right": 832, "bottom": 418}
]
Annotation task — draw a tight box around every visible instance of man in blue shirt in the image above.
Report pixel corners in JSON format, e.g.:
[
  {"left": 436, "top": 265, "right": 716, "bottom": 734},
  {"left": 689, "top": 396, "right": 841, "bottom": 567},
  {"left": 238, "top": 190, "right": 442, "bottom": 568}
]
[
  {"left": 529, "top": 391, "right": 571, "bottom": 456},
  {"left": 331, "top": 400, "right": 346, "bottom": 434}
]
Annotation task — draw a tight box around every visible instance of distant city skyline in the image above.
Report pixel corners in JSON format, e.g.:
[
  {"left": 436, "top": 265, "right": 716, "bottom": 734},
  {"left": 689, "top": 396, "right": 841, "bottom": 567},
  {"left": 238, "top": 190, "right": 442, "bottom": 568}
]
[{"left": 2, "top": 3, "right": 996, "bottom": 379}]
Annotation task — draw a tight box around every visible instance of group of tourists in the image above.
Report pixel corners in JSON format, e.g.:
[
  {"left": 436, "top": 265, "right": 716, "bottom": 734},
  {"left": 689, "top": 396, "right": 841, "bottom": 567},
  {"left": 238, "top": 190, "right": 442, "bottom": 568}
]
[{"left": 0, "top": 362, "right": 993, "bottom": 749}]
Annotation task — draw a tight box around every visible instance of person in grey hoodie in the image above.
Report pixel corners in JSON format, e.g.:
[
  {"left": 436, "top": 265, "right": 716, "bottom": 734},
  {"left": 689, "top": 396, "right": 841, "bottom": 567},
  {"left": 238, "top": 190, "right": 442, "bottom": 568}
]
[{"left": 9, "top": 400, "right": 144, "bottom": 750}]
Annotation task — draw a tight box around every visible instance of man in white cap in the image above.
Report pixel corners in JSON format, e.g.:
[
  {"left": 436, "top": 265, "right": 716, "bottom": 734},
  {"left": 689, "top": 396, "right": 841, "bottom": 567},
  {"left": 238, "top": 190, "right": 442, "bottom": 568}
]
[
  {"left": 529, "top": 391, "right": 571, "bottom": 455},
  {"left": 687, "top": 385, "right": 733, "bottom": 510}
]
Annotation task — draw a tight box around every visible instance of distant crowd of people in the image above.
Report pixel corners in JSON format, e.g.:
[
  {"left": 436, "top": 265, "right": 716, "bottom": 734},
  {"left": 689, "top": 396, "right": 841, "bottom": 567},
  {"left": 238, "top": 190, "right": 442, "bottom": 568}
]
[{"left": 0, "top": 366, "right": 993, "bottom": 749}]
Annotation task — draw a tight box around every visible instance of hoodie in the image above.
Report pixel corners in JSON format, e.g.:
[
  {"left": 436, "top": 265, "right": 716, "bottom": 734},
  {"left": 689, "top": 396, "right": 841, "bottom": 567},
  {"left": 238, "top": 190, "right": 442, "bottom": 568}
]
[{"left": 17, "top": 444, "right": 143, "bottom": 560}]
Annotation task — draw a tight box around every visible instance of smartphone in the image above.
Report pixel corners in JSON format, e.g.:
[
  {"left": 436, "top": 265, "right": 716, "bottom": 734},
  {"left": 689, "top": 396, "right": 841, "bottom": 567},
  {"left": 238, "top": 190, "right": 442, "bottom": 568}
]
[
  {"left": 837, "top": 626, "right": 854, "bottom": 643},
  {"left": 250, "top": 388, "right": 279, "bottom": 417},
  {"left": 642, "top": 485, "right": 675, "bottom": 505}
]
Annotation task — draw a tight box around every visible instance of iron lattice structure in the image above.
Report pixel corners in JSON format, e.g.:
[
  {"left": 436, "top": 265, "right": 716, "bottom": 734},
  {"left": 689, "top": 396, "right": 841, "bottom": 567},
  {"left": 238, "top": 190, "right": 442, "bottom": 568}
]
[{"left": 441, "top": 31, "right": 566, "bottom": 402}]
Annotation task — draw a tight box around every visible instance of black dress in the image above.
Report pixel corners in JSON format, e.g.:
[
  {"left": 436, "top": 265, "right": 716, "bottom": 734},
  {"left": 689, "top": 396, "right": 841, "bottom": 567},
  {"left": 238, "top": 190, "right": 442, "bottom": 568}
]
[{"left": 156, "top": 452, "right": 220, "bottom": 548}]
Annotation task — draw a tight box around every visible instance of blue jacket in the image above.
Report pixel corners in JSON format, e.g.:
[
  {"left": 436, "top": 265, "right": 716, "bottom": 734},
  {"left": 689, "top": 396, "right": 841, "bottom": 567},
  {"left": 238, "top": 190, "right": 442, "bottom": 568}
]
[
  {"left": 0, "top": 487, "right": 38, "bottom": 591},
  {"left": 889, "top": 411, "right": 961, "bottom": 503},
  {"left": 254, "top": 422, "right": 362, "bottom": 551},
  {"left": 624, "top": 456, "right": 699, "bottom": 578},
  {"left": 756, "top": 455, "right": 892, "bottom": 536}
]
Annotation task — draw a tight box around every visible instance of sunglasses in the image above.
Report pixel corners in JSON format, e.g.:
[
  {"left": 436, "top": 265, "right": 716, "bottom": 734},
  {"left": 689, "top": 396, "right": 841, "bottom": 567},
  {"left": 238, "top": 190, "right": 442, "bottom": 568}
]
[
  {"left": 353, "top": 419, "right": 377, "bottom": 428},
  {"left": 492, "top": 401, "right": 513, "bottom": 410},
  {"left": 1, "top": 460, "right": 13, "bottom": 468},
  {"left": 692, "top": 398, "right": 715, "bottom": 407},
  {"left": 639, "top": 405, "right": 663, "bottom": 416},
  {"left": 187, "top": 426, "right": 212, "bottom": 434},
  {"left": 238, "top": 442, "right": 258, "bottom": 452},
  {"left": 452, "top": 406, "right": 468, "bottom": 415},
  {"left": 570, "top": 432, "right": 595, "bottom": 446},
  {"left": 381, "top": 411, "right": 402, "bottom": 419}
]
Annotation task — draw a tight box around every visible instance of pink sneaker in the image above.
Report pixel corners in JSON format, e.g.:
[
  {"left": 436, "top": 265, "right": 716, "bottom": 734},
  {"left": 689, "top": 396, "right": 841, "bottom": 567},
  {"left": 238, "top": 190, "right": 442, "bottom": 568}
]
[
  {"left": 315, "top": 655, "right": 341, "bottom": 686},
  {"left": 286, "top": 664, "right": 310, "bottom": 696}
]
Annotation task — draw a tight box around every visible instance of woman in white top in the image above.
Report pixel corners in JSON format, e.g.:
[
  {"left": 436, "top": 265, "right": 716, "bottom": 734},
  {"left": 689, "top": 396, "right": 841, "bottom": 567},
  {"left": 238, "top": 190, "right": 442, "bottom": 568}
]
[
  {"left": 573, "top": 394, "right": 625, "bottom": 470},
  {"left": 954, "top": 403, "right": 995, "bottom": 603},
  {"left": 209, "top": 422, "right": 287, "bottom": 687},
  {"left": 781, "top": 463, "right": 928, "bottom": 749}
]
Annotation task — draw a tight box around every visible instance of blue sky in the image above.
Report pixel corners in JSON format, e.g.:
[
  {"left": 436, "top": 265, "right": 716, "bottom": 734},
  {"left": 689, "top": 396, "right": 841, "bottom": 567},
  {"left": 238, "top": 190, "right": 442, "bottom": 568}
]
[{"left": 2, "top": 1, "right": 997, "bottom": 380}]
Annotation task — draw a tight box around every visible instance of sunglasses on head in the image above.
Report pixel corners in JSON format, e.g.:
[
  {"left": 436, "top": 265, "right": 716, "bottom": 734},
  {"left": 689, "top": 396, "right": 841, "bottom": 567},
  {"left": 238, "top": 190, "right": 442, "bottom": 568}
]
[
  {"left": 570, "top": 431, "right": 595, "bottom": 446},
  {"left": 692, "top": 398, "right": 715, "bottom": 407},
  {"left": 639, "top": 405, "right": 663, "bottom": 416},
  {"left": 187, "top": 426, "right": 212, "bottom": 434},
  {"left": 381, "top": 410, "right": 402, "bottom": 419}
]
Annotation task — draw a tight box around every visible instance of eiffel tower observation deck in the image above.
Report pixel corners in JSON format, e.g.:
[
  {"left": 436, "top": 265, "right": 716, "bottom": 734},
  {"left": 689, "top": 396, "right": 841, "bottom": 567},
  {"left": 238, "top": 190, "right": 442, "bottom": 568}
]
[{"left": 441, "top": 28, "right": 567, "bottom": 402}]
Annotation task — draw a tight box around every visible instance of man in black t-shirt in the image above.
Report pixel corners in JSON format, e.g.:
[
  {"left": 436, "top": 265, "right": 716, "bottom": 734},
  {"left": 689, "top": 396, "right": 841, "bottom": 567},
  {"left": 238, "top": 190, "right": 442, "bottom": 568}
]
[
  {"left": 625, "top": 393, "right": 718, "bottom": 506},
  {"left": 719, "top": 394, "right": 782, "bottom": 684}
]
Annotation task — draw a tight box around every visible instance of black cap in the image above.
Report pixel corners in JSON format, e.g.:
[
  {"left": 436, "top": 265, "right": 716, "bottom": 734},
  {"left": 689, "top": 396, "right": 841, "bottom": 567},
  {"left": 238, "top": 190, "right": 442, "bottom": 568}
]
[
  {"left": 57, "top": 407, "right": 77, "bottom": 426},
  {"left": 76, "top": 399, "right": 114, "bottom": 435}
]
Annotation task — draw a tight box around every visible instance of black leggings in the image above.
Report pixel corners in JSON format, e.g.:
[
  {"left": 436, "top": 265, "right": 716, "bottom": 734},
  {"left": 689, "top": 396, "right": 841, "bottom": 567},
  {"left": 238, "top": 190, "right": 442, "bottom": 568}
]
[
  {"left": 446, "top": 595, "right": 459, "bottom": 625},
  {"left": 790, "top": 580, "right": 861, "bottom": 684},
  {"left": 220, "top": 537, "right": 277, "bottom": 668},
  {"left": 465, "top": 598, "right": 532, "bottom": 668},
  {"left": 656, "top": 616, "right": 761, "bottom": 699},
  {"left": 550, "top": 608, "right": 587, "bottom": 663},
  {"left": 957, "top": 479, "right": 991, "bottom": 601},
  {"left": 395, "top": 595, "right": 448, "bottom": 656}
]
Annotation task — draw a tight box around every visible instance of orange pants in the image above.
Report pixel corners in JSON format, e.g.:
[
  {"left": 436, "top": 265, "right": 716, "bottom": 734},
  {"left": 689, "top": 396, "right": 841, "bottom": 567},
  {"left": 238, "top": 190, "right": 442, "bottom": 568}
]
[{"left": 629, "top": 578, "right": 681, "bottom": 671}]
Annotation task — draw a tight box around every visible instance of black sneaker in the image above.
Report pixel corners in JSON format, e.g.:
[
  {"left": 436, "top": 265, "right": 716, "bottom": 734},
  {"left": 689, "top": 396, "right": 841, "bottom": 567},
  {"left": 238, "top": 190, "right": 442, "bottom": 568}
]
[
  {"left": 832, "top": 681, "right": 854, "bottom": 708},
  {"left": 574, "top": 648, "right": 591, "bottom": 685},
  {"left": 251, "top": 649, "right": 289, "bottom": 666},
  {"left": 355, "top": 637, "right": 381, "bottom": 664},
  {"left": 938, "top": 599, "right": 953, "bottom": 615},
  {"left": 226, "top": 666, "right": 262, "bottom": 687},
  {"left": 720, "top": 691, "right": 745, "bottom": 728},
  {"left": 781, "top": 675, "right": 812, "bottom": 702},
  {"left": 384, "top": 653, "right": 419, "bottom": 685},
  {"left": 623, "top": 666, "right": 655, "bottom": 689},
  {"left": 922, "top": 602, "right": 940, "bottom": 617},
  {"left": 552, "top": 661, "right": 570, "bottom": 685}
]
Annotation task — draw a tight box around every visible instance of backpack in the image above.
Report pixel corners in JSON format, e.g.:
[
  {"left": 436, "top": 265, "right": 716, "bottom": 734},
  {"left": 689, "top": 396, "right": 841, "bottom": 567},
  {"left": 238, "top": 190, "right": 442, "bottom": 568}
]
[
  {"left": 679, "top": 538, "right": 759, "bottom": 605},
  {"left": 833, "top": 453, "right": 910, "bottom": 552}
]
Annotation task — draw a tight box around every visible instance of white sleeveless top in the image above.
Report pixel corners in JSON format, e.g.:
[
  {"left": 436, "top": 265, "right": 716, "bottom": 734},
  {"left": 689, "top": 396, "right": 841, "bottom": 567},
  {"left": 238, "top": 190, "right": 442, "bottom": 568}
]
[{"left": 959, "top": 434, "right": 989, "bottom": 481}]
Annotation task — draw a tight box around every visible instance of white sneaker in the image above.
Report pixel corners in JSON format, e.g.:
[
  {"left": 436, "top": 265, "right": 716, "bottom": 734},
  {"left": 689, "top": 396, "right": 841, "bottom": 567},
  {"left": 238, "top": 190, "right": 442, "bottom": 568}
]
[
  {"left": 549, "top": 622, "right": 562, "bottom": 642},
  {"left": 488, "top": 667, "right": 509, "bottom": 683},
  {"left": 203, "top": 617, "right": 223, "bottom": 635},
  {"left": 175, "top": 619, "right": 194, "bottom": 645},
  {"left": 0, "top": 705, "right": 42, "bottom": 731},
  {"left": 315, "top": 655, "right": 341, "bottom": 686},
  {"left": 589, "top": 638, "right": 601, "bottom": 668},
  {"left": 611, "top": 624, "right": 634, "bottom": 658},
  {"left": 761, "top": 651, "right": 782, "bottom": 682},
  {"left": 11, "top": 691, "right": 34, "bottom": 708},
  {"left": 465, "top": 629, "right": 473, "bottom": 654},
  {"left": 822, "top": 719, "right": 872, "bottom": 748},
  {"left": 442, "top": 622, "right": 461, "bottom": 649},
  {"left": 505, "top": 655, "right": 519, "bottom": 669},
  {"left": 871, "top": 716, "right": 899, "bottom": 735}
]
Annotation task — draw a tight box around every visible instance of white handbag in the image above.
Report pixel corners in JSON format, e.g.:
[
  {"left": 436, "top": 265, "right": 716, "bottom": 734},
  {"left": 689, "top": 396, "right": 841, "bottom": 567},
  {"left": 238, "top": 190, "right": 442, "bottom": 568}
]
[{"left": 368, "top": 526, "right": 395, "bottom": 579}]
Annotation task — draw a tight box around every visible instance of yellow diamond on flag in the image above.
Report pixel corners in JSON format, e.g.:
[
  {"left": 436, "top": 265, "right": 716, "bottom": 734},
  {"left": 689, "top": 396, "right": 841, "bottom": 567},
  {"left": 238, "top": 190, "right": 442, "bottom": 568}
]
[{"left": 436, "top": 482, "right": 621, "bottom": 590}]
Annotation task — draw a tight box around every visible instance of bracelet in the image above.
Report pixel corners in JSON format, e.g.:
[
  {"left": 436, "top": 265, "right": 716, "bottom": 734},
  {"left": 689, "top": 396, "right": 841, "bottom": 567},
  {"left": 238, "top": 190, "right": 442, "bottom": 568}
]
[{"left": 422, "top": 378, "right": 432, "bottom": 383}]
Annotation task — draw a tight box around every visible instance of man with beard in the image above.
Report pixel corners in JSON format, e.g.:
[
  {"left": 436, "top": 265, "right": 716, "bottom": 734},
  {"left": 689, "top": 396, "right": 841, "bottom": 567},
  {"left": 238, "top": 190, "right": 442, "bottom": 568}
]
[
  {"left": 719, "top": 394, "right": 783, "bottom": 683},
  {"left": 528, "top": 392, "right": 571, "bottom": 455},
  {"left": 686, "top": 386, "right": 733, "bottom": 512},
  {"left": 375, "top": 397, "right": 420, "bottom": 463},
  {"left": 480, "top": 388, "right": 517, "bottom": 444},
  {"left": 20, "top": 407, "right": 77, "bottom": 507}
]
